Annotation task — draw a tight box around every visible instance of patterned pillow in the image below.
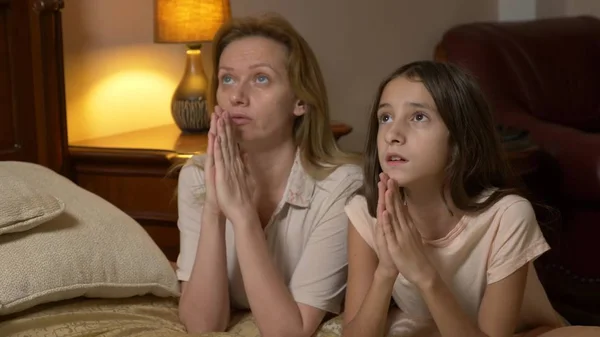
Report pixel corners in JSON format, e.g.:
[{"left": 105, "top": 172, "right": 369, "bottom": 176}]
[
  {"left": 0, "top": 161, "right": 180, "bottom": 315},
  {"left": 0, "top": 167, "right": 65, "bottom": 235}
]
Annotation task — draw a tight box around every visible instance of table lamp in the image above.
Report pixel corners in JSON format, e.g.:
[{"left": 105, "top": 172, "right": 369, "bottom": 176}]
[{"left": 154, "top": 0, "right": 231, "bottom": 133}]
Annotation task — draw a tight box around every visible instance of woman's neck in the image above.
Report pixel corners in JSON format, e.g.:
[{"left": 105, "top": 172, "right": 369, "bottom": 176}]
[
  {"left": 403, "top": 181, "right": 463, "bottom": 241},
  {"left": 242, "top": 138, "right": 297, "bottom": 196}
]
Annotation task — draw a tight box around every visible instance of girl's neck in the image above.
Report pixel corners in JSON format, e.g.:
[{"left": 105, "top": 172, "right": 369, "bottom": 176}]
[{"left": 404, "top": 182, "right": 463, "bottom": 241}]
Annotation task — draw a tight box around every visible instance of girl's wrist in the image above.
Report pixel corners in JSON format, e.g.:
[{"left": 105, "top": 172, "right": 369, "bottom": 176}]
[
  {"left": 415, "top": 264, "right": 440, "bottom": 292},
  {"left": 374, "top": 266, "right": 399, "bottom": 284}
]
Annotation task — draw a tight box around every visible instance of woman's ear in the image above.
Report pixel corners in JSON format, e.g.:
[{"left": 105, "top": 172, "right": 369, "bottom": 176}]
[{"left": 292, "top": 100, "right": 307, "bottom": 117}]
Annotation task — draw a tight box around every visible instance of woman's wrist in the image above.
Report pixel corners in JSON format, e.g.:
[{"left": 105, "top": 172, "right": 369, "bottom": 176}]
[
  {"left": 230, "top": 207, "right": 261, "bottom": 232},
  {"left": 202, "top": 208, "right": 226, "bottom": 227}
]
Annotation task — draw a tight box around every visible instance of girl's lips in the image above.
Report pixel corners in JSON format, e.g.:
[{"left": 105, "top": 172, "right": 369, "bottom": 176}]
[{"left": 386, "top": 159, "right": 409, "bottom": 167}]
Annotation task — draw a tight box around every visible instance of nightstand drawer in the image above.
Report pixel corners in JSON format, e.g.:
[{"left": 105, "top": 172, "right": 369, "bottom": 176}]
[
  {"left": 76, "top": 173, "right": 178, "bottom": 220},
  {"left": 74, "top": 171, "right": 181, "bottom": 262}
]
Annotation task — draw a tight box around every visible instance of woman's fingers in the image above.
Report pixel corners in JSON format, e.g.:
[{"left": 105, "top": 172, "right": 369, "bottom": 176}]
[
  {"left": 214, "top": 105, "right": 223, "bottom": 116},
  {"left": 223, "top": 111, "right": 237, "bottom": 162},
  {"left": 206, "top": 113, "right": 217, "bottom": 159},
  {"left": 216, "top": 112, "right": 230, "bottom": 167},
  {"left": 213, "top": 127, "right": 225, "bottom": 176}
]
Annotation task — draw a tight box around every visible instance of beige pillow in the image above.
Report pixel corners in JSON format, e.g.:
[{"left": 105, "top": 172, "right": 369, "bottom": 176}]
[
  {"left": 0, "top": 161, "right": 180, "bottom": 316},
  {"left": 0, "top": 167, "right": 65, "bottom": 235}
]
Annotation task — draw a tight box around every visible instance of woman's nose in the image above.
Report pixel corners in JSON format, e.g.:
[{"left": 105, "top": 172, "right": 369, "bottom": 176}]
[{"left": 230, "top": 83, "right": 249, "bottom": 106}]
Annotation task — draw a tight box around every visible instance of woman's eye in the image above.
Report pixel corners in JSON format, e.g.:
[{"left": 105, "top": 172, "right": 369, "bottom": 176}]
[
  {"left": 222, "top": 75, "right": 234, "bottom": 84},
  {"left": 256, "top": 75, "right": 269, "bottom": 84},
  {"left": 377, "top": 114, "right": 392, "bottom": 124}
]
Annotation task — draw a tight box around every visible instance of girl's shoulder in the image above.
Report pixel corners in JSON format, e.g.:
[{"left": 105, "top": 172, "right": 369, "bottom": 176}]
[
  {"left": 344, "top": 194, "right": 377, "bottom": 249},
  {"left": 471, "top": 192, "right": 539, "bottom": 235},
  {"left": 480, "top": 192, "right": 535, "bottom": 218}
]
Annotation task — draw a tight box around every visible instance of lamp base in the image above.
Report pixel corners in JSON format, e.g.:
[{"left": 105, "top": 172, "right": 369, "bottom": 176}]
[
  {"left": 172, "top": 98, "right": 209, "bottom": 133},
  {"left": 171, "top": 44, "right": 210, "bottom": 133}
]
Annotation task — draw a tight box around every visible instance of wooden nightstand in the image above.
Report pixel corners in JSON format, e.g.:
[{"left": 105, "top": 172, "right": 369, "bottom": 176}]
[{"left": 69, "top": 122, "right": 352, "bottom": 261}]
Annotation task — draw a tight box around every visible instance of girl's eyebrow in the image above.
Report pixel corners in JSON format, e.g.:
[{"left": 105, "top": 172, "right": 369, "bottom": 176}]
[
  {"left": 377, "top": 103, "right": 391, "bottom": 109},
  {"left": 406, "top": 101, "right": 437, "bottom": 111}
]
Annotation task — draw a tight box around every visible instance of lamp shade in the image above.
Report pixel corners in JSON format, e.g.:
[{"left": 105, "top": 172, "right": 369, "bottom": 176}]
[{"left": 154, "top": 0, "right": 231, "bottom": 44}]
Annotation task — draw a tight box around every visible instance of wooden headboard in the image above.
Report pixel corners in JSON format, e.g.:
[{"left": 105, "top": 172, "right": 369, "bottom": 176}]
[{"left": 0, "top": 0, "right": 69, "bottom": 177}]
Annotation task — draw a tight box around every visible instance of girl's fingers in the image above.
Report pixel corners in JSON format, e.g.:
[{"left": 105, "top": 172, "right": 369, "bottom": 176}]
[
  {"left": 387, "top": 179, "right": 407, "bottom": 233},
  {"left": 374, "top": 217, "right": 387, "bottom": 256},
  {"left": 382, "top": 210, "right": 398, "bottom": 249},
  {"left": 377, "top": 181, "right": 386, "bottom": 220}
]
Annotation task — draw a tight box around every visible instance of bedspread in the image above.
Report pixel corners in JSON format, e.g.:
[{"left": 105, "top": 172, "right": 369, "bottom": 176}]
[{"left": 0, "top": 296, "right": 343, "bottom": 337}]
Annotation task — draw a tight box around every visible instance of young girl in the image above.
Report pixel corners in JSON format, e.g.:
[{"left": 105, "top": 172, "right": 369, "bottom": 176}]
[{"left": 341, "top": 61, "right": 600, "bottom": 337}]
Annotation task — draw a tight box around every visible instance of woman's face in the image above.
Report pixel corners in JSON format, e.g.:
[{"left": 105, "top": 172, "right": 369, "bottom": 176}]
[{"left": 216, "top": 36, "right": 305, "bottom": 147}]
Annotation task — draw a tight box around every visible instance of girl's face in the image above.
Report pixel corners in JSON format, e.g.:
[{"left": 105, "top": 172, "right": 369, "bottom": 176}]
[
  {"left": 376, "top": 76, "right": 450, "bottom": 188},
  {"left": 216, "top": 36, "right": 305, "bottom": 148}
]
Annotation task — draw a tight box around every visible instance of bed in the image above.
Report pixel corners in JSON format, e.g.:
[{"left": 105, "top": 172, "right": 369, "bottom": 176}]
[{"left": 0, "top": 1, "right": 344, "bottom": 336}]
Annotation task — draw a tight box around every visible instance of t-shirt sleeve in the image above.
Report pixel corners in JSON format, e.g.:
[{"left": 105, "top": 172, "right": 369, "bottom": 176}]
[
  {"left": 288, "top": 171, "right": 362, "bottom": 314},
  {"left": 344, "top": 195, "right": 377, "bottom": 252},
  {"left": 487, "top": 199, "right": 550, "bottom": 284},
  {"left": 175, "top": 156, "right": 207, "bottom": 282}
]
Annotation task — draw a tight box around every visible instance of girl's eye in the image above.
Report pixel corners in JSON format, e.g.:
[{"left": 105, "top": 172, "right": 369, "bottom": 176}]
[
  {"left": 256, "top": 75, "right": 269, "bottom": 84},
  {"left": 377, "top": 113, "right": 392, "bottom": 124},
  {"left": 412, "top": 112, "right": 429, "bottom": 122},
  {"left": 221, "top": 75, "right": 234, "bottom": 85}
]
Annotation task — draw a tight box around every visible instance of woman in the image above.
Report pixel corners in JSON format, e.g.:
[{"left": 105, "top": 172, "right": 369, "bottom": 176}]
[{"left": 175, "top": 13, "right": 362, "bottom": 337}]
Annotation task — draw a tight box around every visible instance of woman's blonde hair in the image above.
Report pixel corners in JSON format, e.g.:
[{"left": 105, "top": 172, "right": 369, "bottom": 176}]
[{"left": 209, "top": 13, "right": 360, "bottom": 179}]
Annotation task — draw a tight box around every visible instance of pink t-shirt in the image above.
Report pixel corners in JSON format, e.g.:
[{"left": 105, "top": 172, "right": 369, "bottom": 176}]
[{"left": 345, "top": 193, "right": 565, "bottom": 335}]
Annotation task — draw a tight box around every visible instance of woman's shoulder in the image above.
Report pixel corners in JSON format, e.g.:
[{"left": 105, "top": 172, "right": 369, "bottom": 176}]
[
  {"left": 315, "top": 163, "right": 363, "bottom": 189},
  {"left": 177, "top": 154, "right": 208, "bottom": 196}
]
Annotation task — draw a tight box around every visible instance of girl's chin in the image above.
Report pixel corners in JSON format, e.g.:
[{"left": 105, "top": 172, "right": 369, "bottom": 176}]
[{"left": 382, "top": 172, "right": 411, "bottom": 186}]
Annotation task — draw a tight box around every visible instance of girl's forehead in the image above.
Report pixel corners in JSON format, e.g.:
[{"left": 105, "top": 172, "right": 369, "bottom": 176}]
[{"left": 379, "top": 78, "right": 436, "bottom": 110}]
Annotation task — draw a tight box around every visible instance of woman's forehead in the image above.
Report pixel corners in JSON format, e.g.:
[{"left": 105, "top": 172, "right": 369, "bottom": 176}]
[{"left": 219, "top": 36, "right": 288, "bottom": 71}]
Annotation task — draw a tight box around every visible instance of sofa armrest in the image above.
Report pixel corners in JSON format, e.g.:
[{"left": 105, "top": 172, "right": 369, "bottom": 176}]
[{"left": 527, "top": 120, "right": 600, "bottom": 202}]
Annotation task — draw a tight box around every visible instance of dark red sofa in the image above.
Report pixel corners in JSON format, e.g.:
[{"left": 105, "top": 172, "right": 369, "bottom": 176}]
[{"left": 434, "top": 15, "right": 600, "bottom": 325}]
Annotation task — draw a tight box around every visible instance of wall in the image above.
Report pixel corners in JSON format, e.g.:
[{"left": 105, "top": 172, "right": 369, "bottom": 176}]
[
  {"left": 63, "top": 0, "right": 497, "bottom": 151},
  {"left": 63, "top": 1, "right": 186, "bottom": 143},
  {"left": 538, "top": 0, "right": 600, "bottom": 18},
  {"left": 498, "top": 0, "right": 536, "bottom": 21}
]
